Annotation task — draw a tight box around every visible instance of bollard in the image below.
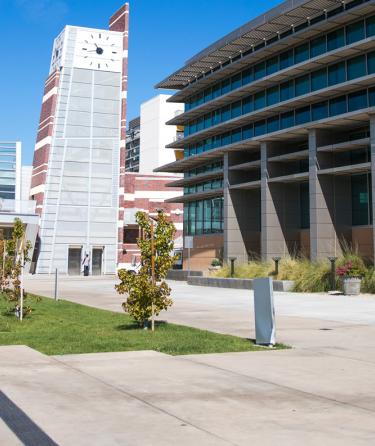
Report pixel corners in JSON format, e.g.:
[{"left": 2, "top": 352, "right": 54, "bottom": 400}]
[
  {"left": 328, "top": 257, "right": 337, "bottom": 291},
  {"left": 272, "top": 257, "right": 281, "bottom": 276},
  {"left": 54, "top": 268, "right": 58, "bottom": 301},
  {"left": 229, "top": 257, "right": 237, "bottom": 278},
  {"left": 253, "top": 278, "right": 276, "bottom": 346}
]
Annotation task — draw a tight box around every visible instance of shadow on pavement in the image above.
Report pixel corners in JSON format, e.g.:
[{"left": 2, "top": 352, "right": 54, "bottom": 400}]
[{"left": 0, "top": 391, "right": 58, "bottom": 446}]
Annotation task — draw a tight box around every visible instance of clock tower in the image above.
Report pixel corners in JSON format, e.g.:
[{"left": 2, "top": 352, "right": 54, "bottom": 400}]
[{"left": 30, "top": 4, "right": 129, "bottom": 275}]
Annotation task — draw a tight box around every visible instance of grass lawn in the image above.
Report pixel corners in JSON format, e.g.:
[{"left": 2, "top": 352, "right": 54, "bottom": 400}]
[{"left": 0, "top": 294, "right": 286, "bottom": 356}]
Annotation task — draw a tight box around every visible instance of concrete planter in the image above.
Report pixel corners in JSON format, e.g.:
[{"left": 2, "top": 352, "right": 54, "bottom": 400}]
[
  {"left": 343, "top": 277, "right": 361, "bottom": 296},
  {"left": 187, "top": 276, "right": 295, "bottom": 292}
]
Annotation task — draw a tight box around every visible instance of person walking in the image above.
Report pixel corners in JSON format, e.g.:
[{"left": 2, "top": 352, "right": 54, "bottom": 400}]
[{"left": 82, "top": 253, "right": 90, "bottom": 276}]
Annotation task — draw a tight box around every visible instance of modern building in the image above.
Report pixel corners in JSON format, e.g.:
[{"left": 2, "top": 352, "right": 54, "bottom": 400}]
[
  {"left": 125, "top": 117, "right": 140, "bottom": 172},
  {"left": 0, "top": 141, "right": 38, "bottom": 269},
  {"left": 31, "top": 4, "right": 129, "bottom": 275},
  {"left": 139, "top": 95, "right": 184, "bottom": 173},
  {"left": 119, "top": 95, "right": 184, "bottom": 268},
  {"left": 0, "top": 141, "right": 21, "bottom": 201},
  {"left": 156, "top": 0, "right": 375, "bottom": 268}
]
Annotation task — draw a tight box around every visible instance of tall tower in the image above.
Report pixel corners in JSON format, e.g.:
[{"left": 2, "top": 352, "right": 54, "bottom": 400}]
[{"left": 31, "top": 4, "right": 129, "bottom": 275}]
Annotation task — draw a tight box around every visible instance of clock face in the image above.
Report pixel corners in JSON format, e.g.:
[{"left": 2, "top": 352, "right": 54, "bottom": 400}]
[{"left": 74, "top": 30, "right": 123, "bottom": 72}]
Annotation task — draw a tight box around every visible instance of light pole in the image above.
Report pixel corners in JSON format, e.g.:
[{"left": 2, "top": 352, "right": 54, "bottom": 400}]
[
  {"left": 272, "top": 257, "right": 281, "bottom": 276},
  {"left": 328, "top": 256, "right": 338, "bottom": 291},
  {"left": 229, "top": 257, "right": 237, "bottom": 278}
]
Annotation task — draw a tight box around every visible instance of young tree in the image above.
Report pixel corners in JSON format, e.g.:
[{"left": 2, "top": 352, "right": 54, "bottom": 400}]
[
  {"left": 1, "top": 218, "right": 33, "bottom": 320},
  {"left": 116, "top": 210, "right": 176, "bottom": 330}
]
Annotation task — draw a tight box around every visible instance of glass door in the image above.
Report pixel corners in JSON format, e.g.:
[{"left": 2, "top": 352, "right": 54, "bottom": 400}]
[
  {"left": 92, "top": 248, "right": 103, "bottom": 275},
  {"left": 68, "top": 248, "right": 82, "bottom": 275}
]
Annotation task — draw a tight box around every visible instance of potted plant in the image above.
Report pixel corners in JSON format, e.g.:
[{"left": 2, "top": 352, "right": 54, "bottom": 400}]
[
  {"left": 336, "top": 261, "right": 363, "bottom": 295},
  {"left": 209, "top": 258, "right": 222, "bottom": 271}
]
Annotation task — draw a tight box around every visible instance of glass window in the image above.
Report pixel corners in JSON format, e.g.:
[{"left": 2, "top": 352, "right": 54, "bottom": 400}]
[
  {"left": 196, "top": 117, "right": 204, "bottom": 132},
  {"left": 190, "top": 121, "right": 197, "bottom": 134},
  {"left": 294, "top": 43, "right": 309, "bottom": 64},
  {"left": 231, "top": 73, "right": 242, "bottom": 90},
  {"left": 221, "top": 79, "right": 231, "bottom": 95},
  {"left": 266, "top": 56, "right": 279, "bottom": 75},
  {"left": 221, "top": 132, "right": 231, "bottom": 146},
  {"left": 254, "top": 91, "right": 266, "bottom": 110},
  {"left": 295, "top": 106, "right": 311, "bottom": 125},
  {"left": 231, "top": 128, "right": 242, "bottom": 143},
  {"left": 254, "top": 62, "right": 265, "bottom": 80},
  {"left": 231, "top": 101, "right": 242, "bottom": 119},
  {"left": 196, "top": 142, "right": 204, "bottom": 154},
  {"left": 213, "top": 135, "right": 221, "bottom": 148},
  {"left": 327, "top": 28, "right": 345, "bottom": 52},
  {"left": 197, "top": 93, "right": 204, "bottom": 106},
  {"left": 366, "top": 15, "right": 375, "bottom": 37},
  {"left": 204, "top": 88, "right": 212, "bottom": 102},
  {"left": 280, "top": 111, "right": 294, "bottom": 129},
  {"left": 280, "top": 80, "right": 294, "bottom": 102},
  {"left": 203, "top": 200, "right": 212, "bottom": 234},
  {"left": 328, "top": 62, "right": 346, "bottom": 86},
  {"left": 311, "top": 68, "right": 327, "bottom": 91},
  {"left": 369, "top": 87, "right": 375, "bottom": 106},
  {"left": 221, "top": 105, "right": 231, "bottom": 122},
  {"left": 242, "top": 68, "right": 253, "bottom": 85},
  {"left": 352, "top": 174, "right": 372, "bottom": 225},
  {"left": 212, "top": 84, "right": 221, "bottom": 99},
  {"left": 346, "top": 20, "right": 365, "bottom": 45},
  {"left": 212, "top": 110, "right": 221, "bottom": 125},
  {"left": 242, "top": 124, "right": 254, "bottom": 140},
  {"left": 280, "top": 50, "right": 294, "bottom": 70},
  {"left": 188, "top": 203, "right": 196, "bottom": 235},
  {"left": 312, "top": 101, "right": 328, "bottom": 121},
  {"left": 367, "top": 51, "right": 375, "bottom": 74},
  {"left": 212, "top": 198, "right": 223, "bottom": 232},
  {"left": 267, "top": 116, "right": 280, "bottom": 133},
  {"left": 310, "top": 36, "right": 326, "bottom": 58},
  {"left": 295, "top": 75, "right": 310, "bottom": 96},
  {"left": 204, "top": 113, "right": 212, "bottom": 129},
  {"left": 196, "top": 201, "right": 203, "bottom": 235},
  {"left": 348, "top": 90, "right": 368, "bottom": 111},
  {"left": 254, "top": 120, "right": 266, "bottom": 137},
  {"left": 347, "top": 55, "right": 366, "bottom": 80},
  {"left": 242, "top": 96, "right": 253, "bottom": 114},
  {"left": 300, "top": 182, "right": 310, "bottom": 229},
  {"left": 329, "top": 95, "right": 347, "bottom": 116},
  {"left": 266, "top": 86, "right": 279, "bottom": 106}
]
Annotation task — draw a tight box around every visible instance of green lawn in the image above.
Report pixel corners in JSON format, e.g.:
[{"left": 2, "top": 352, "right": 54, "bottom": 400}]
[{"left": 0, "top": 294, "right": 286, "bottom": 356}]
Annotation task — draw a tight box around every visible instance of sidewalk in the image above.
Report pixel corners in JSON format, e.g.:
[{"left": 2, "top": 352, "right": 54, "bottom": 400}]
[{"left": 0, "top": 275, "right": 373, "bottom": 445}]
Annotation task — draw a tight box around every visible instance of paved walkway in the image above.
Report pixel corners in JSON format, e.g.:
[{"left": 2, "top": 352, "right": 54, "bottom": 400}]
[{"left": 0, "top": 275, "right": 374, "bottom": 445}]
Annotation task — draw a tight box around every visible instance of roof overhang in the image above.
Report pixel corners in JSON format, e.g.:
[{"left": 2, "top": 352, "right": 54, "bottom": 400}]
[{"left": 156, "top": 0, "right": 375, "bottom": 93}]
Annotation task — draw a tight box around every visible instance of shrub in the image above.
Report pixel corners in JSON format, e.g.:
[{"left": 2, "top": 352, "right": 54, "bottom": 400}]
[
  {"left": 211, "top": 258, "right": 221, "bottom": 267},
  {"left": 361, "top": 268, "right": 375, "bottom": 293}
]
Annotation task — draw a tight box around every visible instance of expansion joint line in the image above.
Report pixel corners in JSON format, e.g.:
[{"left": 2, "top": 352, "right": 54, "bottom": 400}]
[{"left": 50, "top": 356, "right": 239, "bottom": 446}]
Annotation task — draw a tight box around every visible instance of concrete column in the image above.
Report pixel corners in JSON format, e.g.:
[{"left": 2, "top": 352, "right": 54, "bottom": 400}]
[
  {"left": 309, "top": 129, "right": 341, "bottom": 260},
  {"left": 223, "top": 154, "right": 248, "bottom": 263},
  {"left": 370, "top": 115, "right": 375, "bottom": 263},
  {"left": 261, "top": 142, "right": 286, "bottom": 260}
]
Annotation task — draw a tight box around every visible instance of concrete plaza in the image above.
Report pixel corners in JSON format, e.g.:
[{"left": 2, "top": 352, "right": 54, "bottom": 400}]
[{"left": 0, "top": 276, "right": 375, "bottom": 445}]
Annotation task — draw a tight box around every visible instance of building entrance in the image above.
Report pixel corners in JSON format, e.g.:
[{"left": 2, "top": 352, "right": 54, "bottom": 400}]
[
  {"left": 92, "top": 248, "right": 103, "bottom": 275},
  {"left": 68, "top": 247, "right": 82, "bottom": 275}
]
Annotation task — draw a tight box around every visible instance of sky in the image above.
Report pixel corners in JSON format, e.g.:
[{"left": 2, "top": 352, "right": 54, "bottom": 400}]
[{"left": 0, "top": 0, "right": 281, "bottom": 165}]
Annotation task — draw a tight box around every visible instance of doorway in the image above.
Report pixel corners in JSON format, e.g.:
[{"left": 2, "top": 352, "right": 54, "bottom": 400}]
[
  {"left": 92, "top": 248, "right": 103, "bottom": 275},
  {"left": 68, "top": 247, "right": 82, "bottom": 275}
]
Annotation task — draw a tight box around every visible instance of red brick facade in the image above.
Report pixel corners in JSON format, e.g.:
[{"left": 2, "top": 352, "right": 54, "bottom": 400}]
[
  {"left": 31, "top": 70, "right": 60, "bottom": 216},
  {"left": 120, "top": 173, "right": 183, "bottom": 266},
  {"left": 109, "top": 3, "right": 130, "bottom": 265}
]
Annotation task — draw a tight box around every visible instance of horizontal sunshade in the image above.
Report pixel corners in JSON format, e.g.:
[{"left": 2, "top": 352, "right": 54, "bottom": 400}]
[{"left": 156, "top": 0, "right": 366, "bottom": 90}]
